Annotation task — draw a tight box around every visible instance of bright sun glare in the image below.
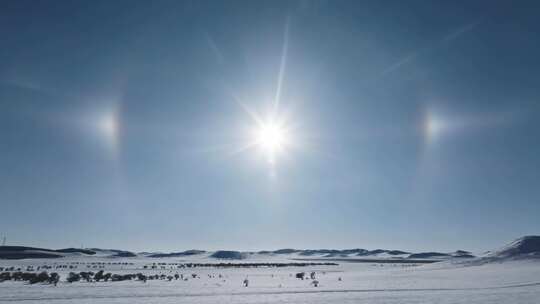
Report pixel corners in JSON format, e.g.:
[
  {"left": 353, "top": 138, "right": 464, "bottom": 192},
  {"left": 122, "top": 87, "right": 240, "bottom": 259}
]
[{"left": 255, "top": 121, "right": 287, "bottom": 163}]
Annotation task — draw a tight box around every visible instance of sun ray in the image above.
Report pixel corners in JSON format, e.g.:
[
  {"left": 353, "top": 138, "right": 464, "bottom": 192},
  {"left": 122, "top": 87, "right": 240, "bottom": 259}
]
[
  {"left": 272, "top": 16, "right": 290, "bottom": 117},
  {"left": 217, "top": 16, "right": 295, "bottom": 166}
]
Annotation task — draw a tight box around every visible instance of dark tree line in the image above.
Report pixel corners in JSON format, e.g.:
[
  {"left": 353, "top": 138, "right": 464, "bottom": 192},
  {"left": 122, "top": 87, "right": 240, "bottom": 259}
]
[
  {"left": 66, "top": 271, "right": 185, "bottom": 283},
  {"left": 0, "top": 271, "right": 60, "bottom": 285},
  {"left": 143, "top": 262, "right": 337, "bottom": 269}
]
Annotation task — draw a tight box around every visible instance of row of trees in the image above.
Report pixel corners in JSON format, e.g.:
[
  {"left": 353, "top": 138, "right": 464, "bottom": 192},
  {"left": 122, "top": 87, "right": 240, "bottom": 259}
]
[
  {"left": 143, "top": 262, "right": 337, "bottom": 269},
  {"left": 1, "top": 270, "right": 202, "bottom": 285},
  {"left": 0, "top": 262, "right": 135, "bottom": 273},
  {"left": 66, "top": 271, "right": 182, "bottom": 283},
  {"left": 0, "top": 271, "right": 60, "bottom": 285},
  {"left": 66, "top": 271, "right": 137, "bottom": 283}
]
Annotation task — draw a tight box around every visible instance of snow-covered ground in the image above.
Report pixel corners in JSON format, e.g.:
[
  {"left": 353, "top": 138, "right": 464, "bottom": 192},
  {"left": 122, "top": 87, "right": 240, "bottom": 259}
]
[{"left": 1, "top": 255, "right": 539, "bottom": 303}]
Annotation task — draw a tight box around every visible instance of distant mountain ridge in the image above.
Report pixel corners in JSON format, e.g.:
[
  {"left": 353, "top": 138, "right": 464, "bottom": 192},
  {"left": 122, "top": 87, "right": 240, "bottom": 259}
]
[
  {"left": 88, "top": 248, "right": 137, "bottom": 258},
  {"left": 0, "top": 246, "right": 136, "bottom": 260},
  {"left": 0, "top": 246, "right": 468, "bottom": 260},
  {"left": 146, "top": 250, "right": 206, "bottom": 258},
  {"left": 3, "top": 236, "right": 539, "bottom": 261},
  {"left": 0, "top": 246, "right": 64, "bottom": 259},
  {"left": 210, "top": 251, "right": 246, "bottom": 260},
  {"left": 487, "top": 236, "right": 540, "bottom": 260}
]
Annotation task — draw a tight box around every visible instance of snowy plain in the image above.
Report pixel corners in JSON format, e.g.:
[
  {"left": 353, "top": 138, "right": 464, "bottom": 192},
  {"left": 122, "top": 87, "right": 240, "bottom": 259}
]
[{"left": 1, "top": 254, "right": 539, "bottom": 304}]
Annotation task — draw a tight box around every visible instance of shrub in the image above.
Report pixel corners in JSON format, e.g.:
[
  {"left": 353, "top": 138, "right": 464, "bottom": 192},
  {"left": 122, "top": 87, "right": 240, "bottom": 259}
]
[
  {"left": 11, "top": 272, "right": 23, "bottom": 281},
  {"left": 80, "top": 272, "right": 92, "bottom": 282},
  {"left": 0, "top": 272, "right": 11, "bottom": 282},
  {"left": 29, "top": 271, "right": 49, "bottom": 284},
  {"left": 94, "top": 270, "right": 104, "bottom": 282},
  {"left": 103, "top": 273, "right": 112, "bottom": 282},
  {"left": 49, "top": 273, "right": 60, "bottom": 285},
  {"left": 67, "top": 272, "right": 81, "bottom": 283}
]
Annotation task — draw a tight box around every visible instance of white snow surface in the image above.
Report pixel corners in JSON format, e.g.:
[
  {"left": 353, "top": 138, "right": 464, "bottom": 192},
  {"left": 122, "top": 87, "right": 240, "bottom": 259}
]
[{"left": 1, "top": 254, "right": 539, "bottom": 303}]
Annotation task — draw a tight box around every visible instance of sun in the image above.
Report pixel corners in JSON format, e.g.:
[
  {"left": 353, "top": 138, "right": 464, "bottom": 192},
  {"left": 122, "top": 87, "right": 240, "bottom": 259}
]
[
  {"left": 254, "top": 120, "right": 287, "bottom": 163},
  {"left": 257, "top": 123, "right": 284, "bottom": 151}
]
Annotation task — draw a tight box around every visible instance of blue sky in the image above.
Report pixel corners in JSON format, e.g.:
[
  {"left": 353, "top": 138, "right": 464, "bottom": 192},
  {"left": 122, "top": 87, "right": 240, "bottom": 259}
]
[{"left": 1, "top": 0, "right": 539, "bottom": 253}]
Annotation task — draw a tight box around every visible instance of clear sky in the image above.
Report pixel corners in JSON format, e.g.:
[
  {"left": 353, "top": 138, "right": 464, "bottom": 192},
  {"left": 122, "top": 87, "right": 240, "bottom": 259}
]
[{"left": 1, "top": 0, "right": 539, "bottom": 253}]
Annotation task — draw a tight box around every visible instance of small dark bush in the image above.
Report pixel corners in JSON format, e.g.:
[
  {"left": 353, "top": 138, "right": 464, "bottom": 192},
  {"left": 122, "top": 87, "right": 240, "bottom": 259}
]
[
  {"left": 67, "top": 272, "right": 81, "bottom": 283},
  {"left": 0, "top": 272, "right": 12, "bottom": 281},
  {"left": 49, "top": 273, "right": 60, "bottom": 285},
  {"left": 94, "top": 270, "right": 104, "bottom": 282},
  {"left": 80, "top": 272, "right": 92, "bottom": 282},
  {"left": 29, "top": 271, "right": 49, "bottom": 284},
  {"left": 103, "top": 273, "right": 112, "bottom": 282},
  {"left": 136, "top": 273, "right": 147, "bottom": 282}
]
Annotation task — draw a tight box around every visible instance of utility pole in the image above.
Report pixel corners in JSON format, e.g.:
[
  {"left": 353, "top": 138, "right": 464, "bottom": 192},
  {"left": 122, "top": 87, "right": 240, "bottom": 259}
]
[{"left": 1, "top": 235, "right": 6, "bottom": 246}]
